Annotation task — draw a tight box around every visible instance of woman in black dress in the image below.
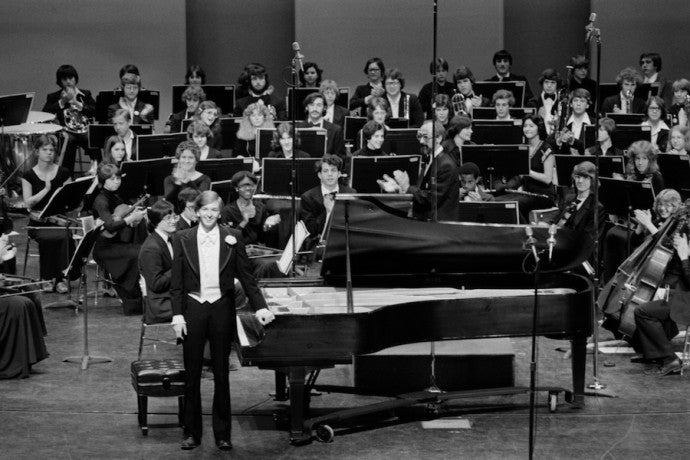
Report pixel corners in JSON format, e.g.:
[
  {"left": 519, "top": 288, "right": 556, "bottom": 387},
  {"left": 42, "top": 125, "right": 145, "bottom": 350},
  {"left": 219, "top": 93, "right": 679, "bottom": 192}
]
[
  {"left": 21, "top": 134, "right": 73, "bottom": 293},
  {"left": 163, "top": 141, "right": 212, "bottom": 212},
  {"left": 92, "top": 163, "right": 147, "bottom": 314}
]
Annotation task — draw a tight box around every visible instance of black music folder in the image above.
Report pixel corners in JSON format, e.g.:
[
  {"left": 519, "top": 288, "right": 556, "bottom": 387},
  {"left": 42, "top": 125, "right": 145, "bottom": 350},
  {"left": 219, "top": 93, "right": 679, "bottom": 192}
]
[
  {"left": 605, "top": 113, "right": 645, "bottom": 125},
  {"left": 598, "top": 82, "right": 659, "bottom": 106},
  {"left": 120, "top": 158, "right": 173, "bottom": 200},
  {"left": 554, "top": 155, "right": 626, "bottom": 185},
  {"left": 473, "top": 81, "right": 527, "bottom": 106},
  {"left": 0, "top": 92, "right": 34, "bottom": 126},
  {"left": 656, "top": 154, "right": 690, "bottom": 193},
  {"left": 381, "top": 129, "right": 419, "bottom": 156},
  {"left": 256, "top": 128, "right": 327, "bottom": 159},
  {"left": 38, "top": 175, "right": 95, "bottom": 219},
  {"left": 461, "top": 145, "right": 530, "bottom": 186},
  {"left": 181, "top": 117, "right": 239, "bottom": 150},
  {"left": 210, "top": 180, "right": 234, "bottom": 203},
  {"left": 471, "top": 120, "right": 524, "bottom": 145},
  {"left": 454, "top": 201, "right": 520, "bottom": 225},
  {"left": 136, "top": 133, "right": 187, "bottom": 160},
  {"left": 471, "top": 107, "right": 535, "bottom": 120},
  {"left": 261, "top": 158, "right": 320, "bottom": 195},
  {"left": 599, "top": 177, "right": 655, "bottom": 216},
  {"left": 350, "top": 155, "right": 422, "bottom": 194},
  {"left": 286, "top": 87, "right": 349, "bottom": 120},
  {"left": 196, "top": 157, "right": 253, "bottom": 182},
  {"left": 87, "top": 124, "right": 153, "bottom": 150},
  {"left": 95, "top": 89, "right": 161, "bottom": 123},
  {"left": 172, "top": 84, "right": 236, "bottom": 116},
  {"left": 583, "top": 124, "right": 651, "bottom": 150}
]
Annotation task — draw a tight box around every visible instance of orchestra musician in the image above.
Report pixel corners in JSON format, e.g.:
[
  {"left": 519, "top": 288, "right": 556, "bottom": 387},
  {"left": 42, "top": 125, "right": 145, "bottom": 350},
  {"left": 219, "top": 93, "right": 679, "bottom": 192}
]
[
  {"left": 138, "top": 199, "right": 177, "bottom": 324},
  {"left": 267, "top": 123, "right": 310, "bottom": 159},
  {"left": 418, "top": 58, "right": 456, "bottom": 119},
  {"left": 458, "top": 162, "right": 494, "bottom": 202},
  {"left": 165, "top": 85, "right": 206, "bottom": 134},
  {"left": 299, "top": 62, "right": 322, "bottom": 88},
  {"left": 21, "top": 134, "right": 73, "bottom": 293},
  {"left": 187, "top": 121, "right": 224, "bottom": 160},
  {"left": 485, "top": 49, "right": 534, "bottom": 102},
  {"left": 350, "top": 57, "right": 386, "bottom": 114},
  {"left": 319, "top": 79, "right": 349, "bottom": 128},
  {"left": 668, "top": 79, "right": 690, "bottom": 128},
  {"left": 185, "top": 64, "right": 206, "bottom": 86},
  {"left": 194, "top": 101, "right": 223, "bottom": 151},
  {"left": 442, "top": 115, "right": 474, "bottom": 168},
  {"left": 493, "top": 89, "right": 515, "bottom": 121},
  {"left": 115, "top": 64, "right": 140, "bottom": 89},
  {"left": 553, "top": 88, "right": 592, "bottom": 155},
  {"left": 42, "top": 64, "right": 97, "bottom": 173},
  {"left": 665, "top": 125, "right": 688, "bottom": 155},
  {"left": 233, "top": 102, "right": 275, "bottom": 161},
  {"left": 528, "top": 68, "right": 562, "bottom": 135},
  {"left": 378, "top": 120, "right": 460, "bottom": 221},
  {"left": 452, "top": 66, "right": 490, "bottom": 117},
  {"left": 366, "top": 97, "right": 392, "bottom": 128},
  {"left": 91, "top": 163, "right": 147, "bottom": 314},
  {"left": 233, "top": 63, "right": 286, "bottom": 120},
  {"left": 107, "top": 73, "right": 154, "bottom": 125},
  {"left": 585, "top": 117, "right": 624, "bottom": 157},
  {"left": 102, "top": 135, "right": 126, "bottom": 168},
  {"left": 600, "top": 67, "right": 646, "bottom": 115},
  {"left": 170, "top": 190, "right": 275, "bottom": 451},
  {"left": 568, "top": 55, "right": 597, "bottom": 115},
  {"left": 111, "top": 108, "right": 137, "bottom": 162},
  {"left": 352, "top": 121, "right": 386, "bottom": 157},
  {"left": 641, "top": 96, "right": 670, "bottom": 152},
  {"left": 163, "top": 141, "right": 211, "bottom": 207},
  {"left": 640, "top": 52, "right": 672, "bottom": 107},
  {"left": 176, "top": 188, "right": 200, "bottom": 229},
  {"left": 432, "top": 94, "right": 453, "bottom": 130},
  {"left": 297, "top": 92, "right": 346, "bottom": 159},
  {"left": 623, "top": 140, "right": 665, "bottom": 194},
  {"left": 383, "top": 69, "right": 424, "bottom": 128}
]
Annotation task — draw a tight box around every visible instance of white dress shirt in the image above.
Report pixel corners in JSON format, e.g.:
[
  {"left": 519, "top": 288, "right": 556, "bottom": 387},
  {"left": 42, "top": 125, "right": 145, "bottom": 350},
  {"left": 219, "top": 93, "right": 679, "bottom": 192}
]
[{"left": 189, "top": 226, "right": 222, "bottom": 304}]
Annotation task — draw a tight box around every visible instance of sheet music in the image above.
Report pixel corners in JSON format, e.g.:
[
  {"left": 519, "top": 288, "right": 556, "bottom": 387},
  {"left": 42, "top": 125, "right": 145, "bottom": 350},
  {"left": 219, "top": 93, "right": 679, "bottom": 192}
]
[{"left": 277, "top": 220, "right": 309, "bottom": 275}]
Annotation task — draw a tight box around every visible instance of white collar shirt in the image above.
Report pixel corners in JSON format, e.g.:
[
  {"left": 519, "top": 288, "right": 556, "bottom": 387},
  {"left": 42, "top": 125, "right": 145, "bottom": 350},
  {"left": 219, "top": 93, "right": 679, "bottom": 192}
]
[{"left": 189, "top": 226, "right": 221, "bottom": 304}]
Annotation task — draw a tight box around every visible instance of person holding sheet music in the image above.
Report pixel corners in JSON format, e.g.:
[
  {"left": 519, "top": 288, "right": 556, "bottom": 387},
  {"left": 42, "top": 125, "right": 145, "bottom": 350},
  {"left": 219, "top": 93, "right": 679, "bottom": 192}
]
[
  {"left": 187, "top": 121, "right": 223, "bottom": 160},
  {"left": 233, "top": 102, "right": 275, "bottom": 164},
  {"left": 585, "top": 117, "right": 624, "bottom": 157},
  {"left": 666, "top": 125, "right": 688, "bottom": 155},
  {"left": 102, "top": 136, "right": 126, "bottom": 168},
  {"left": 452, "top": 66, "right": 490, "bottom": 117},
  {"left": 485, "top": 49, "right": 534, "bottom": 103},
  {"left": 669, "top": 79, "right": 690, "bottom": 128},
  {"left": 268, "top": 123, "right": 310, "bottom": 159},
  {"left": 165, "top": 85, "right": 206, "bottom": 134},
  {"left": 164, "top": 141, "right": 211, "bottom": 207},
  {"left": 383, "top": 69, "right": 424, "bottom": 128},
  {"left": 320, "top": 79, "right": 349, "bottom": 128},
  {"left": 107, "top": 73, "right": 154, "bottom": 125},
  {"left": 600, "top": 67, "right": 646, "bottom": 115},
  {"left": 194, "top": 101, "right": 223, "bottom": 151},
  {"left": 642, "top": 96, "right": 670, "bottom": 152},
  {"left": 350, "top": 57, "right": 387, "bottom": 114},
  {"left": 297, "top": 92, "right": 345, "bottom": 159},
  {"left": 299, "top": 62, "right": 322, "bottom": 88},
  {"left": 378, "top": 121, "right": 459, "bottom": 221},
  {"left": 494, "top": 115, "right": 556, "bottom": 220},
  {"left": 458, "top": 162, "right": 494, "bottom": 202},
  {"left": 21, "top": 134, "right": 73, "bottom": 293},
  {"left": 442, "top": 115, "right": 474, "bottom": 168},
  {"left": 92, "top": 163, "right": 147, "bottom": 314},
  {"left": 493, "top": 90, "right": 515, "bottom": 121},
  {"left": 419, "top": 58, "right": 456, "bottom": 119},
  {"left": 176, "top": 188, "right": 200, "bottom": 229},
  {"left": 233, "top": 63, "right": 285, "bottom": 120},
  {"left": 352, "top": 121, "right": 386, "bottom": 157},
  {"left": 185, "top": 65, "right": 206, "bottom": 86},
  {"left": 111, "top": 108, "right": 137, "bottom": 161}
]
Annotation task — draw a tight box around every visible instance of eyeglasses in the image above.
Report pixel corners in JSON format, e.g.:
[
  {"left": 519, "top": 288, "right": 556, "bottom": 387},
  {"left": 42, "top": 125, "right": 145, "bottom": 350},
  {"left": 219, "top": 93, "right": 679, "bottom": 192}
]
[
  {"left": 574, "top": 175, "right": 592, "bottom": 181},
  {"left": 163, "top": 214, "right": 180, "bottom": 223},
  {"left": 237, "top": 183, "right": 257, "bottom": 189},
  {"left": 416, "top": 132, "right": 431, "bottom": 141},
  {"left": 648, "top": 106, "right": 661, "bottom": 111},
  {"left": 368, "top": 67, "right": 381, "bottom": 72},
  {"left": 385, "top": 81, "right": 400, "bottom": 86}
]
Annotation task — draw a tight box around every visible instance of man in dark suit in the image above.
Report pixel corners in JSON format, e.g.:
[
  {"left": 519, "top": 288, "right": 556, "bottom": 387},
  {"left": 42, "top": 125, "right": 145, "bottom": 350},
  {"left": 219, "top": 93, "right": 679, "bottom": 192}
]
[
  {"left": 107, "top": 73, "right": 154, "bottom": 125},
  {"left": 176, "top": 188, "right": 200, "bottom": 229},
  {"left": 379, "top": 120, "right": 460, "bottom": 221},
  {"left": 527, "top": 68, "right": 562, "bottom": 135},
  {"left": 138, "top": 200, "right": 177, "bottom": 324},
  {"left": 297, "top": 92, "right": 345, "bottom": 159},
  {"left": 640, "top": 52, "right": 673, "bottom": 107},
  {"left": 600, "top": 67, "right": 646, "bottom": 116},
  {"left": 485, "top": 49, "right": 534, "bottom": 104},
  {"left": 42, "top": 64, "right": 97, "bottom": 174},
  {"left": 171, "top": 191, "right": 274, "bottom": 451},
  {"left": 299, "top": 155, "right": 356, "bottom": 245}
]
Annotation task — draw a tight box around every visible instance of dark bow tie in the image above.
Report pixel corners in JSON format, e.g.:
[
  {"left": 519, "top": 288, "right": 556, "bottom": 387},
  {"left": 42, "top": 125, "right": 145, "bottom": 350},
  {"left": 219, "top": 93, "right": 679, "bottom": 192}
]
[
  {"left": 309, "top": 122, "right": 321, "bottom": 128},
  {"left": 543, "top": 93, "right": 556, "bottom": 101}
]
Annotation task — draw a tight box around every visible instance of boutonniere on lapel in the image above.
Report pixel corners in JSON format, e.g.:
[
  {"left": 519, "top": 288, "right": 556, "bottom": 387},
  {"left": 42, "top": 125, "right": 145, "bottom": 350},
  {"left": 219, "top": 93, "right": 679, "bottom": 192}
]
[{"left": 224, "top": 235, "right": 237, "bottom": 246}]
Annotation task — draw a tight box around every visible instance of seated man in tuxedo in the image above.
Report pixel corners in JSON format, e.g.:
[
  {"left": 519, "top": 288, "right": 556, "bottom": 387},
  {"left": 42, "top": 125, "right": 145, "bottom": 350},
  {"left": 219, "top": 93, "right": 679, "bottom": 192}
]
[
  {"left": 600, "top": 67, "right": 646, "bottom": 115},
  {"left": 640, "top": 52, "right": 672, "bottom": 107},
  {"left": 527, "top": 68, "right": 562, "bottom": 136},
  {"left": 176, "top": 188, "right": 200, "bottom": 229},
  {"left": 299, "top": 154, "right": 356, "bottom": 247},
  {"left": 233, "top": 63, "right": 286, "bottom": 120},
  {"left": 297, "top": 92, "right": 345, "bottom": 159},
  {"left": 418, "top": 58, "right": 455, "bottom": 119},
  {"left": 552, "top": 88, "right": 592, "bottom": 155},
  {"left": 138, "top": 200, "right": 178, "bottom": 324},
  {"left": 485, "top": 49, "right": 534, "bottom": 103}
]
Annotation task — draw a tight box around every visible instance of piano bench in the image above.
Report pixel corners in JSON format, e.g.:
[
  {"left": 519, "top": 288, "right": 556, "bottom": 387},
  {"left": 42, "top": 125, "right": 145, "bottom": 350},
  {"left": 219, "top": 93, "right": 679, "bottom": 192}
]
[{"left": 130, "top": 359, "right": 186, "bottom": 435}]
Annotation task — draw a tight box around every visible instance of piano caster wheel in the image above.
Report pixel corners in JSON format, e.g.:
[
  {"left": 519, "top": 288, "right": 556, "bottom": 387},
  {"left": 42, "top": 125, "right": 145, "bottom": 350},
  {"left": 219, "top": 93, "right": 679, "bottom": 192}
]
[
  {"left": 548, "top": 392, "right": 558, "bottom": 413},
  {"left": 141, "top": 427, "right": 148, "bottom": 436},
  {"left": 314, "top": 424, "right": 334, "bottom": 443}
]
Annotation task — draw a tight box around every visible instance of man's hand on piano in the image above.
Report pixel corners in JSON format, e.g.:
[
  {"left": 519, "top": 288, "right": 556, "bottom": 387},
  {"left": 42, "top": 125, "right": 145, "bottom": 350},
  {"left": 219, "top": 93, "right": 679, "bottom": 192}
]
[{"left": 255, "top": 308, "right": 275, "bottom": 325}]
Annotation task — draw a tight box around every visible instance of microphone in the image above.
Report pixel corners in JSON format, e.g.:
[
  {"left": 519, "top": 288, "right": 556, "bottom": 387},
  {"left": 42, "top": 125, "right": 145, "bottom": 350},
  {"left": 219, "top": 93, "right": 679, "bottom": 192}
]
[
  {"left": 292, "top": 42, "right": 304, "bottom": 72},
  {"left": 547, "top": 224, "right": 557, "bottom": 263},
  {"left": 524, "top": 226, "right": 539, "bottom": 262},
  {"left": 585, "top": 12, "right": 597, "bottom": 42}
]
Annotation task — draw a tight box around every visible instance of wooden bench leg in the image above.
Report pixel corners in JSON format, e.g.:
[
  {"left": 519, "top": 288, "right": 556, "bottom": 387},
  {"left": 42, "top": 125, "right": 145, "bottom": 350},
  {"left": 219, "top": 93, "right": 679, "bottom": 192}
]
[{"left": 138, "top": 394, "right": 149, "bottom": 435}]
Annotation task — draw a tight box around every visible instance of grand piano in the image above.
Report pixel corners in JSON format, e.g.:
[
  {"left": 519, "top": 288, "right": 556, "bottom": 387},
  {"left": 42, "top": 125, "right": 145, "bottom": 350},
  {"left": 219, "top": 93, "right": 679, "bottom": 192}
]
[{"left": 237, "top": 195, "right": 594, "bottom": 444}]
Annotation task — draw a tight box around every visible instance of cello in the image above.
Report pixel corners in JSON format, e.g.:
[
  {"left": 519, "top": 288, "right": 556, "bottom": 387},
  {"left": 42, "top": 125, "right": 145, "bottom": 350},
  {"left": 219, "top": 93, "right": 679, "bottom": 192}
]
[{"left": 598, "top": 205, "right": 688, "bottom": 338}]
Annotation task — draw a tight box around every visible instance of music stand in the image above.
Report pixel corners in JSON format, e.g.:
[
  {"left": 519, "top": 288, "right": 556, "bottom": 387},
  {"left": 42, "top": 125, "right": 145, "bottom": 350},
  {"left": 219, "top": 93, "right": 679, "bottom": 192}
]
[
  {"left": 95, "top": 90, "right": 161, "bottom": 123},
  {"left": 471, "top": 120, "right": 524, "bottom": 145},
  {"left": 210, "top": 180, "right": 234, "bottom": 203},
  {"left": 462, "top": 145, "right": 530, "bottom": 186},
  {"left": 382, "top": 129, "right": 419, "bottom": 156},
  {"left": 471, "top": 107, "right": 535, "bottom": 120},
  {"left": 605, "top": 113, "right": 645, "bottom": 125},
  {"left": 454, "top": 201, "right": 520, "bottom": 224},
  {"left": 582, "top": 124, "right": 651, "bottom": 150},
  {"left": 350, "top": 155, "right": 422, "bottom": 193},
  {"left": 172, "top": 84, "right": 236, "bottom": 115},
  {"left": 63, "top": 224, "right": 112, "bottom": 370},
  {"left": 136, "top": 133, "right": 187, "bottom": 160},
  {"left": 344, "top": 117, "right": 366, "bottom": 143},
  {"left": 598, "top": 83, "right": 659, "bottom": 108},
  {"left": 0, "top": 92, "right": 34, "bottom": 126},
  {"left": 554, "top": 155, "right": 625, "bottom": 186},
  {"left": 196, "top": 157, "right": 253, "bottom": 182},
  {"left": 120, "top": 158, "right": 173, "bottom": 201},
  {"left": 473, "top": 81, "right": 527, "bottom": 106},
  {"left": 261, "top": 158, "right": 320, "bottom": 195},
  {"left": 656, "top": 154, "right": 690, "bottom": 193},
  {"left": 87, "top": 124, "right": 154, "bottom": 150}
]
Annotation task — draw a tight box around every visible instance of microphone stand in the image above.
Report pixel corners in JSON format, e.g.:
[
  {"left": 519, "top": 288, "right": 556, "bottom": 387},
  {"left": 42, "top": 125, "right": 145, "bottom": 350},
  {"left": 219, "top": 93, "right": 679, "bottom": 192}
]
[
  {"left": 524, "top": 228, "right": 541, "bottom": 460},
  {"left": 289, "top": 47, "right": 300, "bottom": 278}
]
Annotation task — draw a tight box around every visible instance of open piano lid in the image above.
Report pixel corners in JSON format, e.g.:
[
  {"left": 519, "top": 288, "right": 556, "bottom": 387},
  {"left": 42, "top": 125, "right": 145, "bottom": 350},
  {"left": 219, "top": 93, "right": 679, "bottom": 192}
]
[{"left": 320, "top": 195, "right": 591, "bottom": 283}]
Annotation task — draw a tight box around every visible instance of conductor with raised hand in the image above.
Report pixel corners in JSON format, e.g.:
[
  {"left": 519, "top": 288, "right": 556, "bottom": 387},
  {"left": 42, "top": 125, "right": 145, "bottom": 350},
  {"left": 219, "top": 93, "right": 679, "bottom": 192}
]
[{"left": 170, "top": 190, "right": 274, "bottom": 451}]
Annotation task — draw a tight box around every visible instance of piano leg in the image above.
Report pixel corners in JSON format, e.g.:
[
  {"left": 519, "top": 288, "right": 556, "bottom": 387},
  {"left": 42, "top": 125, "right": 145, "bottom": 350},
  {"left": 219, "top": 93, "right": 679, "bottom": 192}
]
[
  {"left": 273, "top": 371, "right": 288, "bottom": 401},
  {"left": 287, "top": 366, "right": 312, "bottom": 445},
  {"left": 570, "top": 334, "right": 587, "bottom": 408}
]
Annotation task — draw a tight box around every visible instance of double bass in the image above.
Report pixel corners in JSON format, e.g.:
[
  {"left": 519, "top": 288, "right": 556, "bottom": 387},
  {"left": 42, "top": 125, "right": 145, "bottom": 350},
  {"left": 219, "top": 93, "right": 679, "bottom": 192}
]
[{"left": 598, "top": 205, "right": 689, "bottom": 338}]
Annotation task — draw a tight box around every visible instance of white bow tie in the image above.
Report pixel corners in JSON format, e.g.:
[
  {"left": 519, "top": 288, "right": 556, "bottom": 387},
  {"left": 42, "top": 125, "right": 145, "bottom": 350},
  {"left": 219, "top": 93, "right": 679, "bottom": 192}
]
[{"left": 200, "top": 233, "right": 217, "bottom": 246}]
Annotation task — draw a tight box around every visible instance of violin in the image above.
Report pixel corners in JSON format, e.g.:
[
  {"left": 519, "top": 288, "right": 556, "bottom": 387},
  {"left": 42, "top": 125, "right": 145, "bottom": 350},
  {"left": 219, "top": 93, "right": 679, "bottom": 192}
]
[{"left": 101, "top": 194, "right": 149, "bottom": 240}]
